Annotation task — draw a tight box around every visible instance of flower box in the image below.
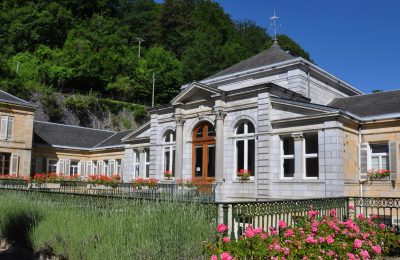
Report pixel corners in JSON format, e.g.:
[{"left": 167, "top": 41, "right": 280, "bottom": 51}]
[{"left": 237, "top": 169, "right": 252, "bottom": 183}]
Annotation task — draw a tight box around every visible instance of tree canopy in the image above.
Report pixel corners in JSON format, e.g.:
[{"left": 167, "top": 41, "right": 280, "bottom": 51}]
[{"left": 0, "top": 0, "right": 313, "bottom": 106}]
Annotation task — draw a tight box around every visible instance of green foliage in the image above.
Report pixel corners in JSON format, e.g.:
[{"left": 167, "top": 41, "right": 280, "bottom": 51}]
[
  {"left": 121, "top": 117, "right": 133, "bottom": 129},
  {"left": 40, "top": 93, "right": 63, "bottom": 122},
  {"left": 0, "top": 0, "right": 314, "bottom": 113},
  {"left": 0, "top": 190, "right": 215, "bottom": 259}
]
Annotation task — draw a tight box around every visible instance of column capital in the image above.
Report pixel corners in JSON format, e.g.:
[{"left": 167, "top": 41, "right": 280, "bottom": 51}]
[
  {"left": 137, "top": 147, "right": 146, "bottom": 153},
  {"left": 292, "top": 133, "right": 304, "bottom": 141},
  {"left": 214, "top": 109, "right": 227, "bottom": 120},
  {"left": 174, "top": 115, "right": 185, "bottom": 126}
]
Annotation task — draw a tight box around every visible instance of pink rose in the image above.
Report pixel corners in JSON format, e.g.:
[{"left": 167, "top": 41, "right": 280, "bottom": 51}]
[
  {"left": 358, "top": 213, "right": 365, "bottom": 219},
  {"left": 360, "top": 250, "right": 370, "bottom": 260},
  {"left": 217, "top": 224, "right": 228, "bottom": 233},
  {"left": 349, "top": 205, "right": 355, "bottom": 210},
  {"left": 223, "top": 237, "right": 230, "bottom": 243},
  {"left": 308, "top": 210, "right": 319, "bottom": 218},
  {"left": 220, "top": 252, "right": 232, "bottom": 260},
  {"left": 379, "top": 223, "right": 385, "bottom": 229},
  {"left": 284, "top": 229, "right": 294, "bottom": 237},
  {"left": 354, "top": 239, "right": 363, "bottom": 248},
  {"left": 347, "top": 253, "right": 356, "bottom": 260},
  {"left": 326, "top": 235, "right": 334, "bottom": 244},
  {"left": 330, "top": 209, "right": 336, "bottom": 216},
  {"left": 342, "top": 242, "right": 347, "bottom": 249},
  {"left": 305, "top": 235, "right": 318, "bottom": 244},
  {"left": 210, "top": 255, "right": 218, "bottom": 260},
  {"left": 278, "top": 220, "right": 287, "bottom": 229},
  {"left": 318, "top": 237, "right": 325, "bottom": 243},
  {"left": 372, "top": 245, "right": 381, "bottom": 254},
  {"left": 283, "top": 247, "right": 290, "bottom": 255}
]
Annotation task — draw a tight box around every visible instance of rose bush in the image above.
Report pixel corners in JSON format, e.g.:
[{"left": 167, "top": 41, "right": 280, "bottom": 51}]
[{"left": 206, "top": 210, "right": 400, "bottom": 259}]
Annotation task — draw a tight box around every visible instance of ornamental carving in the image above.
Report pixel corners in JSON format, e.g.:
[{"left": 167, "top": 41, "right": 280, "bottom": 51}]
[
  {"left": 292, "top": 133, "right": 304, "bottom": 141},
  {"left": 215, "top": 109, "right": 227, "bottom": 120},
  {"left": 175, "top": 116, "right": 185, "bottom": 126}
]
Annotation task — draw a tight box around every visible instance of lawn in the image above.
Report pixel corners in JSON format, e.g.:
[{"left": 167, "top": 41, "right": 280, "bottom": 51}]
[{"left": 0, "top": 190, "right": 216, "bottom": 259}]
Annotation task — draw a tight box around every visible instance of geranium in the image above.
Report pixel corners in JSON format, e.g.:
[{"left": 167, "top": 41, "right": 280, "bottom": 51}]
[
  {"left": 237, "top": 169, "right": 251, "bottom": 181},
  {"left": 367, "top": 168, "right": 390, "bottom": 179},
  {"left": 162, "top": 170, "right": 173, "bottom": 179},
  {"left": 88, "top": 175, "right": 120, "bottom": 188}
]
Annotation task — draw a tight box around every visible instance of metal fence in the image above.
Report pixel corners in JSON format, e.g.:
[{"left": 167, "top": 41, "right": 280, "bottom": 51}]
[{"left": 0, "top": 180, "right": 216, "bottom": 202}]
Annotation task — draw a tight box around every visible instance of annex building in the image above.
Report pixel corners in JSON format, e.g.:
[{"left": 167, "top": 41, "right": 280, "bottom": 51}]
[{"left": 1, "top": 44, "right": 399, "bottom": 201}]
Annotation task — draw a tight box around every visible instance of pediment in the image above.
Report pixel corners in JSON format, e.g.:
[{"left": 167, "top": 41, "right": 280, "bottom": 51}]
[{"left": 171, "top": 82, "right": 224, "bottom": 106}]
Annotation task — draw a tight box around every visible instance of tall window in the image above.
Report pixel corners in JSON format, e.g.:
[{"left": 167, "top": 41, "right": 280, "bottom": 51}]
[
  {"left": 134, "top": 150, "right": 140, "bottom": 177},
  {"left": 0, "top": 153, "right": 11, "bottom": 175},
  {"left": 282, "top": 137, "right": 294, "bottom": 178},
  {"left": 370, "top": 144, "right": 389, "bottom": 170},
  {"left": 163, "top": 130, "right": 175, "bottom": 175},
  {"left": 304, "top": 133, "right": 319, "bottom": 178},
  {"left": 235, "top": 121, "right": 255, "bottom": 177},
  {"left": 0, "top": 116, "right": 13, "bottom": 140},
  {"left": 116, "top": 159, "right": 122, "bottom": 175},
  {"left": 70, "top": 160, "right": 79, "bottom": 175},
  {"left": 47, "top": 159, "right": 58, "bottom": 173},
  {"left": 103, "top": 160, "right": 109, "bottom": 176}
]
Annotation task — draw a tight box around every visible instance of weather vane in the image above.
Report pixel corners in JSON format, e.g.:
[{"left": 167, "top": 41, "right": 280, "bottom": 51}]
[{"left": 270, "top": 10, "right": 280, "bottom": 45}]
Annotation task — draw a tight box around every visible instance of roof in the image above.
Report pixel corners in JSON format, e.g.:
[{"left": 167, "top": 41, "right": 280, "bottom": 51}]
[
  {"left": 205, "top": 44, "right": 296, "bottom": 81},
  {"left": 0, "top": 89, "right": 35, "bottom": 108},
  {"left": 94, "top": 130, "right": 133, "bottom": 148},
  {"left": 33, "top": 121, "right": 116, "bottom": 149},
  {"left": 328, "top": 90, "right": 400, "bottom": 118}
]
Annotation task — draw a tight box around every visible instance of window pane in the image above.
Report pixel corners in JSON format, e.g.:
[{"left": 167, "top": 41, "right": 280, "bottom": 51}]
[
  {"left": 305, "top": 133, "right": 318, "bottom": 154},
  {"left": 381, "top": 156, "right": 388, "bottom": 170},
  {"left": 371, "top": 144, "right": 388, "bottom": 154},
  {"left": 207, "top": 124, "right": 215, "bottom": 137},
  {"left": 306, "top": 157, "right": 319, "bottom": 177},
  {"left": 195, "top": 126, "right": 203, "bottom": 138},
  {"left": 165, "top": 133, "right": 170, "bottom": 143},
  {"left": 283, "top": 159, "right": 294, "bottom": 178},
  {"left": 247, "top": 122, "right": 255, "bottom": 133},
  {"left": 171, "top": 132, "right": 176, "bottom": 142},
  {"left": 248, "top": 139, "right": 255, "bottom": 176},
  {"left": 195, "top": 147, "right": 203, "bottom": 177},
  {"left": 236, "top": 140, "right": 244, "bottom": 171},
  {"left": 283, "top": 137, "right": 294, "bottom": 155},
  {"left": 236, "top": 123, "right": 244, "bottom": 135},
  {"left": 207, "top": 146, "right": 215, "bottom": 177},
  {"left": 164, "top": 150, "right": 170, "bottom": 171},
  {"left": 371, "top": 157, "right": 379, "bottom": 169}
]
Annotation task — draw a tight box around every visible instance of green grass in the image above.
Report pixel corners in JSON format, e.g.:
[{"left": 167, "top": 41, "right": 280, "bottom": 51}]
[{"left": 0, "top": 190, "right": 217, "bottom": 259}]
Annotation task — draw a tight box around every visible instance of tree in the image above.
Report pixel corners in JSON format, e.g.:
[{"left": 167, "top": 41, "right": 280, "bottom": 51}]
[{"left": 274, "top": 34, "right": 313, "bottom": 62}]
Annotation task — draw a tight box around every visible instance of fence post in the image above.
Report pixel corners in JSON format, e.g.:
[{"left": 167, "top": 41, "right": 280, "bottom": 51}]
[{"left": 222, "top": 203, "right": 229, "bottom": 227}]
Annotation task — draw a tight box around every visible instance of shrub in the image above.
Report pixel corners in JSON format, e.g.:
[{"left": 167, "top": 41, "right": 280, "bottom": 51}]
[{"left": 207, "top": 210, "right": 400, "bottom": 259}]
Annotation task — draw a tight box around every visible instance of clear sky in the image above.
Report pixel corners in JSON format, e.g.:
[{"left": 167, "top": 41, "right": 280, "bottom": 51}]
[{"left": 214, "top": 0, "right": 400, "bottom": 93}]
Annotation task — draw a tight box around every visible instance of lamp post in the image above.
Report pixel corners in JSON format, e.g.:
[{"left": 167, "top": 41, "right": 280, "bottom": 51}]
[{"left": 136, "top": 37, "right": 144, "bottom": 59}]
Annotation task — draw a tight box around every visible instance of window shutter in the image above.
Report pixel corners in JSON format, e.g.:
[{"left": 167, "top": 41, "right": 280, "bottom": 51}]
[
  {"left": 65, "top": 159, "right": 71, "bottom": 176},
  {"left": 86, "top": 161, "right": 92, "bottom": 177},
  {"left": 389, "top": 141, "right": 398, "bottom": 180},
  {"left": 59, "top": 159, "right": 65, "bottom": 175},
  {"left": 35, "top": 157, "right": 43, "bottom": 173},
  {"left": 78, "top": 161, "right": 85, "bottom": 177},
  {"left": 10, "top": 154, "right": 19, "bottom": 175},
  {"left": 0, "top": 116, "right": 8, "bottom": 140},
  {"left": 98, "top": 161, "right": 103, "bottom": 175},
  {"left": 360, "top": 143, "right": 370, "bottom": 180},
  {"left": 7, "top": 117, "right": 13, "bottom": 140},
  {"left": 108, "top": 160, "right": 116, "bottom": 176}
]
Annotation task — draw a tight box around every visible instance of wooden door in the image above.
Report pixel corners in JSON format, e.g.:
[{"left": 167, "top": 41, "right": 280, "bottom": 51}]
[{"left": 192, "top": 122, "right": 215, "bottom": 185}]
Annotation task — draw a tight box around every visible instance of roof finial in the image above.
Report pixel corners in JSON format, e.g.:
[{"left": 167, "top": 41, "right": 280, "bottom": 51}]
[{"left": 270, "top": 10, "right": 279, "bottom": 46}]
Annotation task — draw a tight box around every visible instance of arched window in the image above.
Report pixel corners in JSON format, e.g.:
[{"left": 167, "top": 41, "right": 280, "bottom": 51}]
[
  {"left": 235, "top": 120, "right": 256, "bottom": 178},
  {"left": 163, "top": 130, "right": 175, "bottom": 176}
]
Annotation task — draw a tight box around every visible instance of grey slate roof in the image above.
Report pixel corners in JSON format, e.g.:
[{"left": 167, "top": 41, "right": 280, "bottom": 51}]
[
  {"left": 94, "top": 130, "right": 133, "bottom": 148},
  {"left": 0, "top": 89, "right": 35, "bottom": 108},
  {"left": 328, "top": 90, "right": 400, "bottom": 118},
  {"left": 33, "top": 121, "right": 116, "bottom": 149},
  {"left": 205, "top": 45, "right": 296, "bottom": 80}
]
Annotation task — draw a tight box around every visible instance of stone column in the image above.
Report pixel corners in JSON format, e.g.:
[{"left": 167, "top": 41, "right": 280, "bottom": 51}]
[
  {"left": 175, "top": 115, "right": 185, "bottom": 179},
  {"left": 215, "top": 109, "right": 226, "bottom": 182},
  {"left": 138, "top": 147, "right": 146, "bottom": 178},
  {"left": 292, "top": 133, "right": 304, "bottom": 180}
]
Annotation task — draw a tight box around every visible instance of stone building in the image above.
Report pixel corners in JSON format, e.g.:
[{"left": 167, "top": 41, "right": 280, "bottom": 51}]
[{"left": 0, "top": 44, "right": 398, "bottom": 201}]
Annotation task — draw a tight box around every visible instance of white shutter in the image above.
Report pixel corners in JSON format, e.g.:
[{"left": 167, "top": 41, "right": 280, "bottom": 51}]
[
  {"left": 389, "top": 141, "right": 398, "bottom": 180},
  {"left": 78, "top": 161, "right": 85, "bottom": 177},
  {"left": 109, "top": 160, "right": 115, "bottom": 176},
  {"left": 360, "top": 143, "right": 370, "bottom": 180},
  {"left": 98, "top": 161, "right": 103, "bottom": 175},
  {"left": 7, "top": 117, "right": 13, "bottom": 140},
  {"left": 86, "top": 161, "right": 93, "bottom": 176},
  {"left": 10, "top": 154, "right": 19, "bottom": 175},
  {"left": 65, "top": 159, "right": 71, "bottom": 176},
  {"left": 0, "top": 116, "right": 8, "bottom": 140},
  {"left": 58, "top": 159, "right": 65, "bottom": 175}
]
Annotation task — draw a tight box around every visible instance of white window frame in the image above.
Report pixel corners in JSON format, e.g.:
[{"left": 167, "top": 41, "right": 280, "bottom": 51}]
[
  {"left": 70, "top": 160, "right": 79, "bottom": 176},
  {"left": 115, "top": 159, "right": 122, "bottom": 175},
  {"left": 162, "top": 130, "right": 176, "bottom": 175},
  {"left": 47, "top": 158, "right": 58, "bottom": 174},
  {"left": 303, "top": 135, "right": 318, "bottom": 179},
  {"left": 234, "top": 121, "right": 256, "bottom": 180},
  {"left": 133, "top": 150, "right": 140, "bottom": 178},
  {"left": 281, "top": 137, "right": 295, "bottom": 180},
  {"left": 369, "top": 143, "right": 389, "bottom": 170},
  {"left": 0, "top": 116, "right": 13, "bottom": 141}
]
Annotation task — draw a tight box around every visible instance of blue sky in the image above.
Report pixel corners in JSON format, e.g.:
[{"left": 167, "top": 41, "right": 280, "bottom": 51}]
[{"left": 214, "top": 0, "right": 400, "bottom": 93}]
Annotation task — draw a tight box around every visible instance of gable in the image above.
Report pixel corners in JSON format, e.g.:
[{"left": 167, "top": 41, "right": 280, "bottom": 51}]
[{"left": 171, "top": 82, "right": 224, "bottom": 105}]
